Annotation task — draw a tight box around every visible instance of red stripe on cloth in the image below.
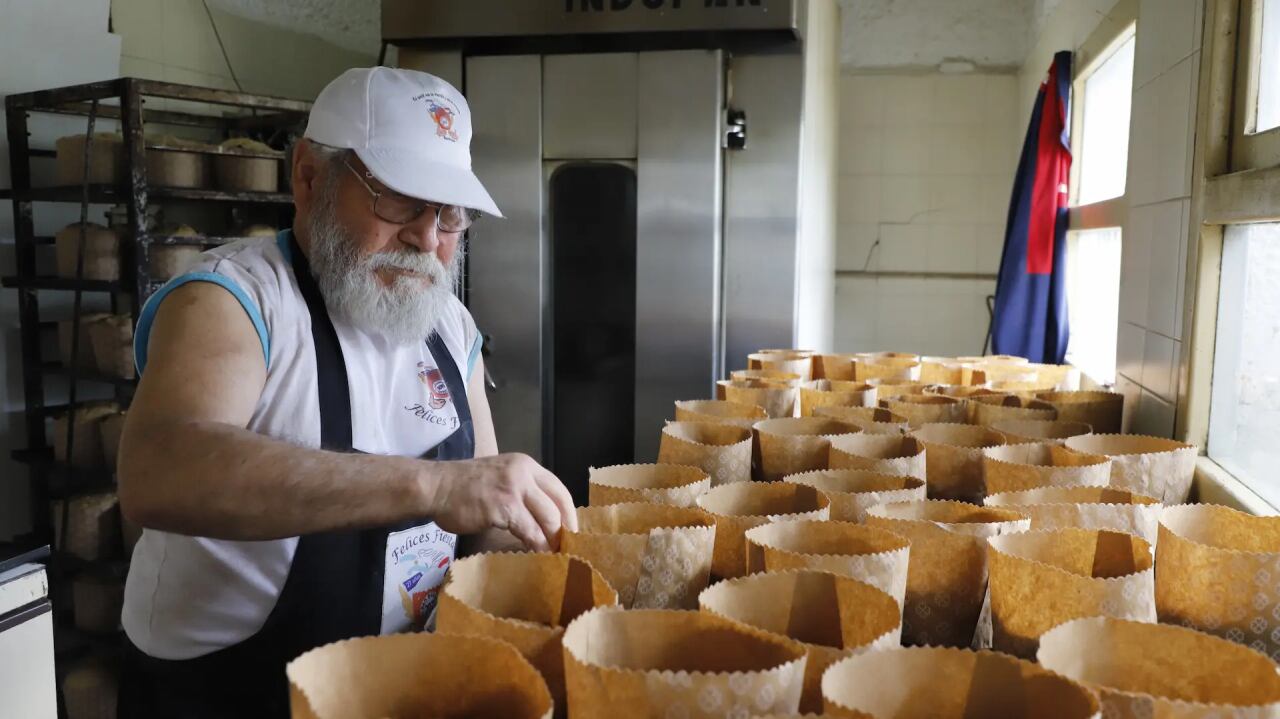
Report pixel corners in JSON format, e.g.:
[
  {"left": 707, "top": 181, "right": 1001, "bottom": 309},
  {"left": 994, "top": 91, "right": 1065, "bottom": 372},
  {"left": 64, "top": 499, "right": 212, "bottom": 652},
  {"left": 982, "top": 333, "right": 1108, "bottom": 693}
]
[{"left": 1026, "top": 63, "right": 1071, "bottom": 275}]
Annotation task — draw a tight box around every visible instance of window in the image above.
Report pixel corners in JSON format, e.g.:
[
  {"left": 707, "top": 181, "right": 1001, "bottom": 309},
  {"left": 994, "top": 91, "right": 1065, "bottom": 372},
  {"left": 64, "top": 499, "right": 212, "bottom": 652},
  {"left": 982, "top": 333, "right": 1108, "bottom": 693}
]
[
  {"left": 1063, "top": 228, "right": 1122, "bottom": 385},
  {"left": 1257, "top": 0, "right": 1280, "bottom": 132},
  {"left": 1207, "top": 223, "right": 1280, "bottom": 506},
  {"left": 1076, "top": 35, "right": 1136, "bottom": 204}
]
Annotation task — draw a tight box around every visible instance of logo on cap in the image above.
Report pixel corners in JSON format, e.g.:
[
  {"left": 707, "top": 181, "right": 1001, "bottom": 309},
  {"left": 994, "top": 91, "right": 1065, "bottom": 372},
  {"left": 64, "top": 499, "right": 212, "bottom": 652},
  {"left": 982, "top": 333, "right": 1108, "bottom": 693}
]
[{"left": 421, "top": 94, "right": 459, "bottom": 142}]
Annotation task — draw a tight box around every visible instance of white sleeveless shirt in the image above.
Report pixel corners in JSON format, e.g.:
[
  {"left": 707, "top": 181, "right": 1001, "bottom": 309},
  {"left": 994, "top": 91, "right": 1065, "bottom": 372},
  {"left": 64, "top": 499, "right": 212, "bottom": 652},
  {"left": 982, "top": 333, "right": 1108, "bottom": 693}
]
[{"left": 121, "top": 233, "right": 482, "bottom": 660}]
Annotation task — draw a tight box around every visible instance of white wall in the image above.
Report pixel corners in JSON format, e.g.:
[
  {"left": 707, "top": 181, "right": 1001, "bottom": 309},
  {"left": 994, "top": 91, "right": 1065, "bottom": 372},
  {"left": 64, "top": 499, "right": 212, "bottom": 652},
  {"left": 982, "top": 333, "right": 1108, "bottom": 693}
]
[{"left": 837, "top": 0, "right": 1032, "bottom": 69}]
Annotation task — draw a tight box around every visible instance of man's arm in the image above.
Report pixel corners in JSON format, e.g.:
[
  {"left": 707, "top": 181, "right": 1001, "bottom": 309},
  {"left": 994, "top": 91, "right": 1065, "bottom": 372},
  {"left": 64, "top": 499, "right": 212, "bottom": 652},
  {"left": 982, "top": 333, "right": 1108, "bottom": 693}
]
[{"left": 117, "top": 282, "right": 575, "bottom": 548}]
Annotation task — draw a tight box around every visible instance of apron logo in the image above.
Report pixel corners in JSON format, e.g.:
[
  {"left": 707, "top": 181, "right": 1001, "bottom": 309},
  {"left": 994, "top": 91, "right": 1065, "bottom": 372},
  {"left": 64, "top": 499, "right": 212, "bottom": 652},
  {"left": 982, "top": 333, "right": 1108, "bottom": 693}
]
[{"left": 417, "top": 362, "right": 451, "bottom": 409}]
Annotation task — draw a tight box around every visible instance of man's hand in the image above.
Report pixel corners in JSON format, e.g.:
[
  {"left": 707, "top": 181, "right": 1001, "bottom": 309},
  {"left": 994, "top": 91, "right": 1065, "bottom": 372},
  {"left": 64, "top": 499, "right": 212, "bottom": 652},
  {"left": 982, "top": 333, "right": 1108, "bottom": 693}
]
[{"left": 428, "top": 453, "right": 577, "bottom": 552}]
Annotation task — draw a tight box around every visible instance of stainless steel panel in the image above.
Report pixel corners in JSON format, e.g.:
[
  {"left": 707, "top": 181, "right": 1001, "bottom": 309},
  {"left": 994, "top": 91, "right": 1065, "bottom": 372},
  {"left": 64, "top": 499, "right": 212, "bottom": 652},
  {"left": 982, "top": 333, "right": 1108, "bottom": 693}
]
[
  {"left": 543, "top": 53, "right": 638, "bottom": 160},
  {"left": 634, "top": 49, "right": 725, "bottom": 461},
  {"left": 392, "top": 47, "right": 463, "bottom": 89},
  {"left": 722, "top": 51, "right": 804, "bottom": 372},
  {"left": 383, "top": 0, "right": 797, "bottom": 40},
  {"left": 465, "top": 55, "right": 546, "bottom": 460}
]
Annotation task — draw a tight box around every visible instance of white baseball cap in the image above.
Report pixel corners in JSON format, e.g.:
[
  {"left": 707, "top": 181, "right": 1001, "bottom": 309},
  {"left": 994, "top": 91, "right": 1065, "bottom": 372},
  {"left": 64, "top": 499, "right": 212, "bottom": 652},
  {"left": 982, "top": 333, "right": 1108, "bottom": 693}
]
[{"left": 304, "top": 67, "right": 502, "bottom": 217}]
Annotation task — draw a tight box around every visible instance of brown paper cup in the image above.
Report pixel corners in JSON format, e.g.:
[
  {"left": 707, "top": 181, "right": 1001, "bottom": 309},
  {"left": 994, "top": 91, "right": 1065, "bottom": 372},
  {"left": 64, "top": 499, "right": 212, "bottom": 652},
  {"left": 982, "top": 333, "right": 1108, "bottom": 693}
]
[
  {"left": 1027, "top": 363, "right": 1082, "bottom": 391},
  {"left": 799, "top": 380, "right": 877, "bottom": 416},
  {"left": 865, "top": 500, "right": 1030, "bottom": 647},
  {"left": 881, "top": 394, "right": 967, "bottom": 428},
  {"left": 561, "top": 503, "right": 716, "bottom": 609},
  {"left": 589, "top": 463, "right": 712, "bottom": 507},
  {"left": 970, "top": 395, "right": 1058, "bottom": 427},
  {"left": 854, "top": 359, "right": 922, "bottom": 382},
  {"left": 912, "top": 423, "right": 1007, "bottom": 503},
  {"left": 982, "top": 363, "right": 1041, "bottom": 384},
  {"left": 814, "top": 353, "right": 857, "bottom": 381},
  {"left": 723, "top": 380, "right": 800, "bottom": 418},
  {"left": 784, "top": 469, "right": 927, "bottom": 522},
  {"left": 287, "top": 632, "right": 554, "bottom": 719},
  {"left": 814, "top": 406, "right": 910, "bottom": 434},
  {"left": 1063, "top": 434, "right": 1198, "bottom": 503},
  {"left": 437, "top": 552, "right": 618, "bottom": 712},
  {"left": 754, "top": 417, "right": 861, "bottom": 481},
  {"left": 982, "top": 443, "right": 1113, "bottom": 495},
  {"left": 1156, "top": 503, "right": 1280, "bottom": 661},
  {"left": 563, "top": 606, "right": 807, "bottom": 718},
  {"left": 1037, "top": 391, "right": 1125, "bottom": 434},
  {"left": 984, "top": 486, "right": 1162, "bottom": 543},
  {"left": 986, "top": 528, "right": 1156, "bottom": 659},
  {"left": 1038, "top": 616, "right": 1280, "bottom": 719},
  {"left": 674, "top": 399, "right": 767, "bottom": 430},
  {"left": 920, "top": 359, "right": 986, "bottom": 386},
  {"left": 658, "top": 422, "right": 753, "bottom": 488},
  {"left": 828, "top": 434, "right": 926, "bottom": 480},
  {"left": 821, "top": 646, "right": 1101, "bottom": 719},
  {"left": 749, "top": 351, "right": 814, "bottom": 381},
  {"left": 990, "top": 418, "right": 1093, "bottom": 445},
  {"left": 696, "top": 482, "right": 831, "bottom": 579},
  {"left": 991, "top": 379, "right": 1060, "bottom": 399},
  {"left": 699, "top": 569, "right": 902, "bottom": 713},
  {"left": 743, "top": 519, "right": 911, "bottom": 607},
  {"left": 731, "top": 369, "right": 803, "bottom": 384}
]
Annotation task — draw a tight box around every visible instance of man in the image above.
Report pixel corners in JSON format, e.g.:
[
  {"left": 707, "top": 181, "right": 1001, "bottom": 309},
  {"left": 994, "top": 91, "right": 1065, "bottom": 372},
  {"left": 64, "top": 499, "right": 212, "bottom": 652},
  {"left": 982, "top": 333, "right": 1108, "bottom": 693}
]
[{"left": 115, "top": 67, "right": 577, "bottom": 716}]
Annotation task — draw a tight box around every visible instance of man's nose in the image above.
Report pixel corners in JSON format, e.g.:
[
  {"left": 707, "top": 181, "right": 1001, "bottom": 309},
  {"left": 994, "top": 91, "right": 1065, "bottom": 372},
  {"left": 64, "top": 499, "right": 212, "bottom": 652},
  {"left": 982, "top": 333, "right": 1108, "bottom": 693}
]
[{"left": 397, "top": 207, "right": 440, "bottom": 253}]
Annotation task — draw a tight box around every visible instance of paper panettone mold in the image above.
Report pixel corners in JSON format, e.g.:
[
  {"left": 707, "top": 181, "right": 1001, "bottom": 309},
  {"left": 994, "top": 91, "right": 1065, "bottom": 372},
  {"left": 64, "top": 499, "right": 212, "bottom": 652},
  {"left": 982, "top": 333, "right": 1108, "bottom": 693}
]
[
  {"left": 798, "top": 380, "right": 877, "bottom": 417},
  {"left": 1036, "top": 390, "right": 1124, "bottom": 434},
  {"left": 864, "top": 500, "right": 1030, "bottom": 648},
  {"left": 1156, "top": 503, "right": 1280, "bottom": 661},
  {"left": 985, "top": 528, "right": 1156, "bottom": 659},
  {"left": 854, "top": 358, "right": 922, "bottom": 382},
  {"left": 748, "top": 350, "right": 814, "bottom": 381},
  {"left": 989, "top": 418, "right": 1092, "bottom": 445},
  {"left": 722, "top": 380, "right": 800, "bottom": 418},
  {"left": 969, "top": 395, "right": 1058, "bottom": 427},
  {"left": 814, "top": 405, "right": 910, "bottom": 434},
  {"left": 813, "top": 353, "right": 857, "bottom": 381},
  {"left": 866, "top": 379, "right": 936, "bottom": 401},
  {"left": 984, "top": 486, "right": 1162, "bottom": 543},
  {"left": 1062, "top": 434, "right": 1197, "bottom": 504},
  {"left": 743, "top": 519, "right": 911, "bottom": 607},
  {"left": 562, "top": 606, "right": 807, "bottom": 719},
  {"left": 699, "top": 569, "right": 901, "bottom": 713},
  {"left": 675, "top": 399, "right": 768, "bottom": 430},
  {"left": 729, "top": 369, "right": 802, "bottom": 385},
  {"left": 828, "top": 434, "right": 926, "bottom": 480},
  {"left": 783, "top": 468, "right": 926, "bottom": 522},
  {"left": 588, "top": 462, "right": 713, "bottom": 507},
  {"left": 561, "top": 502, "right": 716, "bottom": 610},
  {"left": 287, "top": 632, "right": 554, "bottom": 719},
  {"left": 1038, "top": 616, "right": 1280, "bottom": 719},
  {"left": 981, "top": 442, "right": 1112, "bottom": 495},
  {"left": 820, "top": 646, "right": 1101, "bottom": 719},
  {"left": 658, "top": 422, "right": 753, "bottom": 488},
  {"left": 911, "top": 422, "right": 1007, "bottom": 503},
  {"left": 880, "top": 394, "right": 967, "bottom": 428},
  {"left": 754, "top": 417, "right": 861, "bottom": 482},
  {"left": 436, "top": 552, "right": 618, "bottom": 711},
  {"left": 696, "top": 481, "right": 830, "bottom": 579}
]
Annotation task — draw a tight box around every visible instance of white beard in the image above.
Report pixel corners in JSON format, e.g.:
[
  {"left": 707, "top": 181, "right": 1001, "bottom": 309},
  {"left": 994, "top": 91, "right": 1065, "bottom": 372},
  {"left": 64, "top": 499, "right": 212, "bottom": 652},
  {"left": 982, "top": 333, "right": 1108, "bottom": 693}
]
[{"left": 306, "top": 175, "right": 462, "bottom": 346}]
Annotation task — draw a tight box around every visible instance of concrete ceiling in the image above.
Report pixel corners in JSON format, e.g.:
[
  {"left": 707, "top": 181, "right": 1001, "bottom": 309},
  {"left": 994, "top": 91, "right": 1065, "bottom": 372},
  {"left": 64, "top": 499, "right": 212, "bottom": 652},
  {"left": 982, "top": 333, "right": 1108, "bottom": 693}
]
[
  {"left": 838, "top": 0, "right": 1047, "bottom": 70},
  {"left": 207, "top": 0, "right": 380, "bottom": 54}
]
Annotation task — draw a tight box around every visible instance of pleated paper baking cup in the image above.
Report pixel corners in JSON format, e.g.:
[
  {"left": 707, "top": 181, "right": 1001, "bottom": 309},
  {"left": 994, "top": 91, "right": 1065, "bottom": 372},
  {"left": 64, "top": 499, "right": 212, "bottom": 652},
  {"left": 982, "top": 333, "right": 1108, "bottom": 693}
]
[
  {"left": 984, "top": 486, "right": 1161, "bottom": 543},
  {"left": 990, "top": 379, "right": 1060, "bottom": 399},
  {"left": 982, "top": 443, "right": 1113, "bottom": 495},
  {"left": 981, "top": 363, "right": 1040, "bottom": 384},
  {"left": 1038, "top": 616, "right": 1280, "bottom": 719},
  {"left": 696, "top": 481, "right": 831, "bottom": 579},
  {"left": 881, "top": 394, "right": 967, "bottom": 428},
  {"left": 748, "top": 351, "right": 814, "bottom": 381},
  {"left": 911, "top": 423, "right": 1007, "bottom": 503},
  {"left": 589, "top": 462, "right": 713, "bottom": 507},
  {"left": 814, "top": 406, "right": 910, "bottom": 434},
  {"left": 563, "top": 606, "right": 807, "bottom": 719},
  {"left": 730, "top": 369, "right": 803, "bottom": 385},
  {"left": 1062, "top": 434, "right": 1197, "bottom": 503},
  {"left": 990, "top": 418, "right": 1092, "bottom": 445},
  {"left": 722, "top": 380, "right": 800, "bottom": 418},
  {"left": 854, "top": 358, "right": 922, "bottom": 382},
  {"left": 1027, "top": 363, "right": 1082, "bottom": 391},
  {"left": 755, "top": 417, "right": 861, "bottom": 481},
  {"left": 821, "top": 646, "right": 1101, "bottom": 719},
  {"left": 1156, "top": 503, "right": 1280, "bottom": 661},
  {"left": 658, "top": 422, "right": 753, "bottom": 488},
  {"left": 743, "top": 519, "right": 911, "bottom": 607},
  {"left": 699, "top": 569, "right": 901, "bottom": 713},
  {"left": 799, "top": 380, "right": 877, "bottom": 417},
  {"left": 865, "top": 500, "right": 1030, "bottom": 647},
  {"left": 813, "top": 353, "right": 857, "bottom": 381},
  {"left": 970, "top": 395, "right": 1058, "bottom": 427},
  {"left": 437, "top": 552, "right": 618, "bottom": 711},
  {"left": 985, "top": 528, "right": 1156, "bottom": 659},
  {"left": 287, "top": 632, "right": 554, "bottom": 719},
  {"left": 866, "top": 378, "right": 937, "bottom": 399},
  {"left": 675, "top": 399, "right": 768, "bottom": 429},
  {"left": 1037, "top": 391, "right": 1125, "bottom": 434},
  {"left": 828, "top": 434, "right": 926, "bottom": 480},
  {"left": 561, "top": 502, "right": 716, "bottom": 610},
  {"left": 919, "top": 359, "right": 986, "bottom": 386},
  {"left": 784, "top": 468, "right": 926, "bottom": 522}
]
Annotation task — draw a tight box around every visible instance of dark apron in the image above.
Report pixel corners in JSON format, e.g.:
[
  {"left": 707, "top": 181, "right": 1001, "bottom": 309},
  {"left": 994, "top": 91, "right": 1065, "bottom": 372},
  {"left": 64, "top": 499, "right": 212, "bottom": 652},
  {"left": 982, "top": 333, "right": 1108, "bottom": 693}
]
[{"left": 119, "top": 234, "right": 475, "bottom": 718}]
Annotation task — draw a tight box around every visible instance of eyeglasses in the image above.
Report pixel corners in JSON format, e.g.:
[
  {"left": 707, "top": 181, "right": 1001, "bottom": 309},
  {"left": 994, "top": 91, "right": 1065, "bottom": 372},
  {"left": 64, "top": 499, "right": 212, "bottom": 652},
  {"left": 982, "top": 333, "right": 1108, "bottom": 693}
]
[{"left": 342, "top": 156, "right": 478, "bottom": 233}]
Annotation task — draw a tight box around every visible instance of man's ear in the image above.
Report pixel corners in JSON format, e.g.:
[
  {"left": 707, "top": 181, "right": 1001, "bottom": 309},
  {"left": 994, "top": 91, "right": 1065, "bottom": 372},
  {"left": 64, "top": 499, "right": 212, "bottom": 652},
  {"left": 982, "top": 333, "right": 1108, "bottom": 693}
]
[{"left": 291, "top": 139, "right": 323, "bottom": 215}]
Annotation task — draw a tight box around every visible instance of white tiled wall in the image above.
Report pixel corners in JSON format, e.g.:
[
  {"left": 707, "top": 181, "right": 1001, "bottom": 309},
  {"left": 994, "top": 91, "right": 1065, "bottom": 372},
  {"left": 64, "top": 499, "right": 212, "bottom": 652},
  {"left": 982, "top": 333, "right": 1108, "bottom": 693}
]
[{"left": 834, "top": 72, "right": 1018, "bottom": 355}]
